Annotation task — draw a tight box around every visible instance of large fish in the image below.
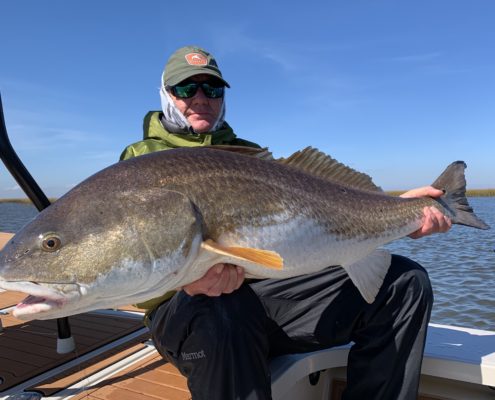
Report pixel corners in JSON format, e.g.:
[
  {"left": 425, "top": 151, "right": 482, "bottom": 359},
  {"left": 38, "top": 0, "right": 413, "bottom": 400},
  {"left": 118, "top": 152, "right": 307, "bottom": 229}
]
[{"left": 0, "top": 147, "right": 489, "bottom": 320}]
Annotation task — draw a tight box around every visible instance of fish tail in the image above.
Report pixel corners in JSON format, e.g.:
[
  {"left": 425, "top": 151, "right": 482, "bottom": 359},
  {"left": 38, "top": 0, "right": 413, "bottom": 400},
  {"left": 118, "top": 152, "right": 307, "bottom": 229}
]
[{"left": 432, "top": 161, "right": 489, "bottom": 230}]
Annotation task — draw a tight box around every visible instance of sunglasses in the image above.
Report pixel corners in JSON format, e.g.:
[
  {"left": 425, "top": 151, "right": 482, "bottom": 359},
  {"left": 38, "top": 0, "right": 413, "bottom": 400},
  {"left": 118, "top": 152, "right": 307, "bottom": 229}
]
[{"left": 168, "top": 82, "right": 225, "bottom": 99}]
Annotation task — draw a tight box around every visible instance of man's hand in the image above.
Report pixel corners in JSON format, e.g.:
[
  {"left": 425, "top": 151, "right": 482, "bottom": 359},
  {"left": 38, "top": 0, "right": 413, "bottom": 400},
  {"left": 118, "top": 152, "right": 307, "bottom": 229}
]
[
  {"left": 181, "top": 264, "right": 245, "bottom": 296},
  {"left": 400, "top": 186, "right": 452, "bottom": 239}
]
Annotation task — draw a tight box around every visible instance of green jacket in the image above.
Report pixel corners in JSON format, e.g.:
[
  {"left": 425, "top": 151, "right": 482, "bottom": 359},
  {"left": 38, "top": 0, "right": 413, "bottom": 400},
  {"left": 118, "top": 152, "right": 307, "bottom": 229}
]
[
  {"left": 120, "top": 111, "right": 260, "bottom": 160},
  {"left": 120, "top": 111, "right": 261, "bottom": 321}
]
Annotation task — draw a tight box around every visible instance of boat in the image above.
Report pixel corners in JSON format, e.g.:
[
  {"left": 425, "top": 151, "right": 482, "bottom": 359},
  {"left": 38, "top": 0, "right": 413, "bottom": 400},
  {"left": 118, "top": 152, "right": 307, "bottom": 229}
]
[{"left": 1, "top": 231, "right": 495, "bottom": 400}]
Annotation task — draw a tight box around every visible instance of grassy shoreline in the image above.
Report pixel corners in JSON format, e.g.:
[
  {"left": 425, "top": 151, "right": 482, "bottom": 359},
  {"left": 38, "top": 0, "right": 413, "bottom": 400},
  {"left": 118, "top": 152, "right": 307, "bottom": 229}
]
[
  {"left": 0, "top": 197, "right": 58, "bottom": 204},
  {"left": 386, "top": 189, "right": 495, "bottom": 197},
  {"left": 1, "top": 189, "right": 494, "bottom": 204}
]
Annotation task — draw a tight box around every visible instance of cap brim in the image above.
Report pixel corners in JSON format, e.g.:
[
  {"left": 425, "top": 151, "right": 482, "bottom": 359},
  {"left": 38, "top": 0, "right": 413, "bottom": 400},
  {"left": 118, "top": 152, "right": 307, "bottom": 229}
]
[{"left": 165, "top": 69, "right": 230, "bottom": 88}]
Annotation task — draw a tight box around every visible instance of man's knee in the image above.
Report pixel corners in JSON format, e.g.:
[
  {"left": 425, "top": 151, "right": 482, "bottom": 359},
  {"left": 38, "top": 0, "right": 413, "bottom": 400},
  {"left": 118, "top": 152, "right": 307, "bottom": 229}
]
[
  {"left": 151, "top": 284, "right": 267, "bottom": 361},
  {"left": 389, "top": 254, "right": 434, "bottom": 309},
  {"left": 187, "top": 284, "right": 268, "bottom": 339}
]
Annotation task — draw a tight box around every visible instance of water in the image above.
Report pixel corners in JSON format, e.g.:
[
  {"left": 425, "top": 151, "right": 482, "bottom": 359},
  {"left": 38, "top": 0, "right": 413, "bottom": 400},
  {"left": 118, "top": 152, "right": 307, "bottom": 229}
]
[
  {"left": 1, "top": 198, "right": 494, "bottom": 330},
  {"left": 0, "top": 202, "right": 38, "bottom": 232},
  {"left": 384, "top": 197, "right": 495, "bottom": 331}
]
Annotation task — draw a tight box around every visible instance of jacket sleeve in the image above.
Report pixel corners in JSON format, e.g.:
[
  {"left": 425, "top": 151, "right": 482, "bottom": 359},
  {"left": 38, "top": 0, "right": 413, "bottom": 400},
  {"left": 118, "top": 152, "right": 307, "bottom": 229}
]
[
  {"left": 120, "top": 140, "right": 174, "bottom": 161},
  {"left": 119, "top": 145, "right": 138, "bottom": 161}
]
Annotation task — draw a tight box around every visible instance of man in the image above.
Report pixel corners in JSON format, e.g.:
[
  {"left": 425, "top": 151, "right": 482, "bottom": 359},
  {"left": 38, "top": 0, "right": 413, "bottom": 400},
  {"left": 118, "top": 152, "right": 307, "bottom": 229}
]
[{"left": 121, "top": 46, "right": 451, "bottom": 400}]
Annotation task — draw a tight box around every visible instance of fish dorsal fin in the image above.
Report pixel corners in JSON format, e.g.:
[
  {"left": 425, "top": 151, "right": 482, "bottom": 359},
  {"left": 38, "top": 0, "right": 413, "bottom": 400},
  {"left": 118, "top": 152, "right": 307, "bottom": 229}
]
[
  {"left": 201, "top": 239, "right": 283, "bottom": 270},
  {"left": 277, "top": 147, "right": 383, "bottom": 192},
  {"left": 204, "top": 145, "right": 274, "bottom": 161}
]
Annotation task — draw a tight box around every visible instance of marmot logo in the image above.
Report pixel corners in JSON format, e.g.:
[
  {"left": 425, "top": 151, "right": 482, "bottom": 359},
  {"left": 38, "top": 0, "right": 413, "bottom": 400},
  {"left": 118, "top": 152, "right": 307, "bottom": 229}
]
[
  {"left": 181, "top": 350, "right": 206, "bottom": 360},
  {"left": 185, "top": 53, "right": 208, "bottom": 66}
]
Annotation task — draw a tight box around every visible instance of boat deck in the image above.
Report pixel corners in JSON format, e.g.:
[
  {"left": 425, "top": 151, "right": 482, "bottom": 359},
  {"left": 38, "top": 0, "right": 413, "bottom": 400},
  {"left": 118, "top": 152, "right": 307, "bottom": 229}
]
[{"left": 0, "top": 290, "right": 191, "bottom": 399}]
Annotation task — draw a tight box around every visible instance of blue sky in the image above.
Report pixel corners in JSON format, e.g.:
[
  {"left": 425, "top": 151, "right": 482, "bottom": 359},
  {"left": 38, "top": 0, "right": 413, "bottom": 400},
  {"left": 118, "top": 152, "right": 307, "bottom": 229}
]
[{"left": 0, "top": 0, "right": 493, "bottom": 198}]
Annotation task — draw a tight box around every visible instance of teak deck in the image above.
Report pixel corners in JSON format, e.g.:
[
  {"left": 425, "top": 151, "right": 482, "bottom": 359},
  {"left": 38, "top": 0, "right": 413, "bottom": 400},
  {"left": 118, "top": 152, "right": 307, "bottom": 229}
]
[{"left": 0, "top": 290, "right": 191, "bottom": 399}]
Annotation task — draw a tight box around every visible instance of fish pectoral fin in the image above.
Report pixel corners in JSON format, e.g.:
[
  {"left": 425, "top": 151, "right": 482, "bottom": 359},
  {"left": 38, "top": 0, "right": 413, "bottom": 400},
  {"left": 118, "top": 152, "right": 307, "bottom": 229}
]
[
  {"left": 201, "top": 239, "right": 283, "bottom": 270},
  {"left": 342, "top": 249, "right": 392, "bottom": 304}
]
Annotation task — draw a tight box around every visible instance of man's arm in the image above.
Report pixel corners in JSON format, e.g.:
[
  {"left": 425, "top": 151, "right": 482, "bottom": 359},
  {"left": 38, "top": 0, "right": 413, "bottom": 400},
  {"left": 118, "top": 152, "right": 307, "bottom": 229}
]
[{"left": 400, "top": 186, "right": 452, "bottom": 239}]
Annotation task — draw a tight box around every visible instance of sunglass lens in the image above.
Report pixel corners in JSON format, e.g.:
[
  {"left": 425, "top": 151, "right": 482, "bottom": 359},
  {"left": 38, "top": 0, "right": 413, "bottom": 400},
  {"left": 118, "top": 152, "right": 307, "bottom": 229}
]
[
  {"left": 172, "top": 82, "right": 224, "bottom": 99},
  {"left": 173, "top": 83, "right": 198, "bottom": 98},
  {"left": 201, "top": 84, "right": 224, "bottom": 98}
]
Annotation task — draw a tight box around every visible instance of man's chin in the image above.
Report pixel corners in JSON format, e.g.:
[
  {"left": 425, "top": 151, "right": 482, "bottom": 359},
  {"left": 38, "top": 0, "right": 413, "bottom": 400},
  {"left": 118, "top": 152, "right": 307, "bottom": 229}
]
[{"left": 189, "top": 118, "right": 214, "bottom": 134}]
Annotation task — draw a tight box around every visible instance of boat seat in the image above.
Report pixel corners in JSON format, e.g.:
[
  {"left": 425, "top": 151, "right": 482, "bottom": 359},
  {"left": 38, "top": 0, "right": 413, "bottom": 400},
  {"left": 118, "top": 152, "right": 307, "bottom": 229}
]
[{"left": 269, "top": 324, "right": 495, "bottom": 399}]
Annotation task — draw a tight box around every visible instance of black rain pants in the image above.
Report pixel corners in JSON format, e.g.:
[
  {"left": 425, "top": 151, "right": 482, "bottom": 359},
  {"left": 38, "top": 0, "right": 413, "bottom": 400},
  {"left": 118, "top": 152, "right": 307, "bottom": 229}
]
[{"left": 150, "top": 255, "right": 433, "bottom": 400}]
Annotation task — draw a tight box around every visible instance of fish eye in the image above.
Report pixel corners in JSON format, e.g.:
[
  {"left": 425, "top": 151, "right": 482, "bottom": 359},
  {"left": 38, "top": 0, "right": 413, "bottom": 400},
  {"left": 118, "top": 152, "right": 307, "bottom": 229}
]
[{"left": 41, "top": 234, "right": 62, "bottom": 252}]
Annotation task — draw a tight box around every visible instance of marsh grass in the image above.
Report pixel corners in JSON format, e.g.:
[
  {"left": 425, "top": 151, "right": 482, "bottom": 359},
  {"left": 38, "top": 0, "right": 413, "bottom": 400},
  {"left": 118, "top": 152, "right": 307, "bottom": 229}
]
[
  {"left": 1, "top": 190, "right": 494, "bottom": 204},
  {"left": 465, "top": 189, "right": 495, "bottom": 197},
  {"left": 386, "top": 189, "right": 495, "bottom": 197},
  {"left": 0, "top": 198, "right": 58, "bottom": 204}
]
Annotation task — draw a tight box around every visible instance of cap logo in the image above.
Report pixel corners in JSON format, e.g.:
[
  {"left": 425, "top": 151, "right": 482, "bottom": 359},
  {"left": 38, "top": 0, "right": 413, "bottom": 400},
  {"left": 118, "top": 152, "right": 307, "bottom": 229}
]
[{"left": 185, "top": 53, "right": 208, "bottom": 66}]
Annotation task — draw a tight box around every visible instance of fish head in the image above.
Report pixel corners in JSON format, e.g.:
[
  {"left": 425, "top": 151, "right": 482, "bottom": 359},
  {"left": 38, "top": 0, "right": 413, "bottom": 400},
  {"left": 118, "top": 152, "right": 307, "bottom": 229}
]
[{"left": 0, "top": 186, "right": 202, "bottom": 320}]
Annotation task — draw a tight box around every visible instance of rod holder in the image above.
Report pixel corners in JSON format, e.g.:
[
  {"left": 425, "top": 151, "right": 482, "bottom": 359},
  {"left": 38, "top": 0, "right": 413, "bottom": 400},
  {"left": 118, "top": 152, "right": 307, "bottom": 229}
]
[{"left": 0, "top": 92, "right": 75, "bottom": 353}]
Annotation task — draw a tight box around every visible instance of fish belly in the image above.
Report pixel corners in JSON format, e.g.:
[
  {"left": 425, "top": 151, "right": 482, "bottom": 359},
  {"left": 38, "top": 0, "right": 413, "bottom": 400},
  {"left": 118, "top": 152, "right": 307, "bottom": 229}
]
[{"left": 213, "top": 214, "right": 420, "bottom": 279}]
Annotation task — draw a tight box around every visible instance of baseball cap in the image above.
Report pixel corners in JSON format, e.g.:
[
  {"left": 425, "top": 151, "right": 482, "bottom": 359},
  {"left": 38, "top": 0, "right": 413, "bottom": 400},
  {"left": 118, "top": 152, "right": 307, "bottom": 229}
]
[{"left": 162, "top": 46, "right": 230, "bottom": 88}]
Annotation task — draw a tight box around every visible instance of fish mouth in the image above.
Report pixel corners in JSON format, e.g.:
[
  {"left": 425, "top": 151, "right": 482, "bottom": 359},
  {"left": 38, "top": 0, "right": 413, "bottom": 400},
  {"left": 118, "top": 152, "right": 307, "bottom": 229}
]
[
  {"left": 14, "top": 294, "right": 67, "bottom": 318},
  {"left": 0, "top": 280, "right": 81, "bottom": 319}
]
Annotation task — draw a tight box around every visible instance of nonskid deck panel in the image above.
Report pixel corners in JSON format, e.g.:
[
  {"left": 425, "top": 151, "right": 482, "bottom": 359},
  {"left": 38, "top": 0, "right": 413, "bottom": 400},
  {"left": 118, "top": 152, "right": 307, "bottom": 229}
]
[{"left": 0, "top": 291, "right": 147, "bottom": 394}]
